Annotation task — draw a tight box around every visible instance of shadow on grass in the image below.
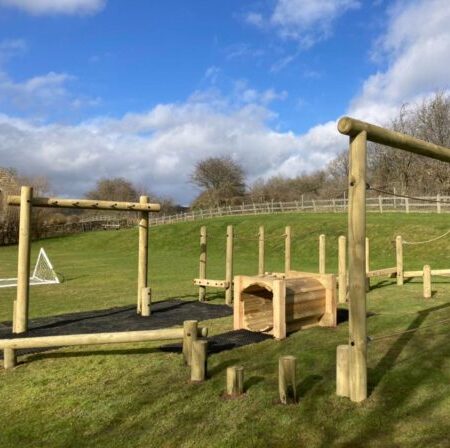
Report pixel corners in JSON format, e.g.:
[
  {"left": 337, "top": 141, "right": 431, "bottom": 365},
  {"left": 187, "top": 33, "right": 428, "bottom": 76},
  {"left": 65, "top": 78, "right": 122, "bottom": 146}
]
[
  {"left": 369, "top": 302, "right": 450, "bottom": 392},
  {"left": 297, "top": 374, "right": 323, "bottom": 397},
  {"left": 244, "top": 375, "right": 264, "bottom": 391},
  {"left": 24, "top": 346, "right": 164, "bottom": 363}
]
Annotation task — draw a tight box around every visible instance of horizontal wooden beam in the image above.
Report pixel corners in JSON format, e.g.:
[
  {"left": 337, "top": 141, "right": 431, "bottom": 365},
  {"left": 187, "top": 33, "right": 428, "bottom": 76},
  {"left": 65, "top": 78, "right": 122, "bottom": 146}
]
[
  {"left": 338, "top": 117, "right": 450, "bottom": 163},
  {"left": 404, "top": 268, "right": 450, "bottom": 278},
  {"left": 366, "top": 267, "right": 397, "bottom": 278},
  {"left": 0, "top": 326, "right": 207, "bottom": 350},
  {"left": 7, "top": 195, "right": 161, "bottom": 212},
  {"left": 193, "top": 278, "right": 230, "bottom": 288},
  {"left": 404, "top": 270, "right": 423, "bottom": 278}
]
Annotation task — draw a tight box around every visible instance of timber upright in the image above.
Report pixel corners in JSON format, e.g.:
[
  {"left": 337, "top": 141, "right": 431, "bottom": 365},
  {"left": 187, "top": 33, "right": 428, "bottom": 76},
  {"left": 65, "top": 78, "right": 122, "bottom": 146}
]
[{"left": 337, "top": 116, "right": 450, "bottom": 403}]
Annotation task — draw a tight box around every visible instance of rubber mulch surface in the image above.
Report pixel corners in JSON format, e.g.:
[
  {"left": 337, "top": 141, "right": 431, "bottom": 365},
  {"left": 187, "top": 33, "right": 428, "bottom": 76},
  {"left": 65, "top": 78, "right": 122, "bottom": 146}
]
[{"left": 0, "top": 299, "right": 272, "bottom": 358}]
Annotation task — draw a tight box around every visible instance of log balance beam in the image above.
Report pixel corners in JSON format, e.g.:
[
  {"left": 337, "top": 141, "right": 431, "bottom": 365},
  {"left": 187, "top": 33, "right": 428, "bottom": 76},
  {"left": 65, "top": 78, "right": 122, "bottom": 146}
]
[
  {"left": 1, "top": 324, "right": 208, "bottom": 369},
  {"left": 7, "top": 187, "right": 161, "bottom": 334}
]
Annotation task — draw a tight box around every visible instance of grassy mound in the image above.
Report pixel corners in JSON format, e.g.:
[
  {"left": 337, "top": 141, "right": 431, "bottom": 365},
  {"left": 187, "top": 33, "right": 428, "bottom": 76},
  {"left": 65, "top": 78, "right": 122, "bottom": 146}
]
[{"left": 0, "top": 213, "right": 449, "bottom": 447}]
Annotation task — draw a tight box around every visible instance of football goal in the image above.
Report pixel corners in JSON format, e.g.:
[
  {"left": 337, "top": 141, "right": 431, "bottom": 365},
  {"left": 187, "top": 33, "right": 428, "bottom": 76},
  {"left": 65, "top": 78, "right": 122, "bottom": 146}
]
[{"left": 0, "top": 248, "right": 60, "bottom": 288}]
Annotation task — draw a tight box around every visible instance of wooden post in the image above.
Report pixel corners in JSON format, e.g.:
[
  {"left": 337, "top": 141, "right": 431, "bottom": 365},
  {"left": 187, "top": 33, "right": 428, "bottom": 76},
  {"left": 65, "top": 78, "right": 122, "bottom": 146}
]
[
  {"left": 141, "top": 287, "right": 151, "bottom": 317},
  {"left": 405, "top": 198, "right": 410, "bottom": 213},
  {"left": 423, "top": 265, "right": 431, "bottom": 299},
  {"left": 338, "top": 236, "right": 347, "bottom": 304},
  {"left": 378, "top": 195, "right": 383, "bottom": 213},
  {"left": 365, "top": 237, "right": 370, "bottom": 291},
  {"left": 4, "top": 348, "right": 16, "bottom": 370},
  {"left": 319, "top": 234, "right": 326, "bottom": 274},
  {"left": 336, "top": 345, "right": 349, "bottom": 397},
  {"left": 199, "top": 226, "right": 207, "bottom": 301},
  {"left": 190, "top": 339, "right": 208, "bottom": 382},
  {"left": 437, "top": 194, "right": 441, "bottom": 214},
  {"left": 226, "top": 366, "right": 244, "bottom": 397},
  {"left": 137, "top": 195, "right": 149, "bottom": 314},
  {"left": 279, "top": 355, "right": 297, "bottom": 404},
  {"left": 258, "top": 225, "right": 265, "bottom": 275},
  {"left": 284, "top": 226, "right": 291, "bottom": 273},
  {"left": 14, "top": 186, "right": 33, "bottom": 334},
  {"left": 183, "top": 320, "right": 198, "bottom": 366},
  {"left": 396, "top": 235, "right": 404, "bottom": 286},
  {"left": 347, "top": 130, "right": 368, "bottom": 402},
  {"left": 225, "top": 225, "right": 234, "bottom": 305}
]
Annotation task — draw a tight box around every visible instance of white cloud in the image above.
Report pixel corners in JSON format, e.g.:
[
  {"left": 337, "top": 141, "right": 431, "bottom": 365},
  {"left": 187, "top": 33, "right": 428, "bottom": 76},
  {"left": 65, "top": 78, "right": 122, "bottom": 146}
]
[
  {"left": 246, "top": 0, "right": 360, "bottom": 47},
  {"left": 0, "top": 70, "right": 102, "bottom": 118},
  {"left": 0, "top": 0, "right": 106, "bottom": 15},
  {"left": 349, "top": 0, "right": 450, "bottom": 123},
  {"left": 0, "top": 92, "right": 346, "bottom": 203}
]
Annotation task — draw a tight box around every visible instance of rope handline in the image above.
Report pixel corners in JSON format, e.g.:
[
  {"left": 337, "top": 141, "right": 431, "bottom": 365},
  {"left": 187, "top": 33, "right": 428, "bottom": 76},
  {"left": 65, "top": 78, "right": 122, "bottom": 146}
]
[
  {"left": 368, "top": 317, "right": 450, "bottom": 342},
  {"left": 402, "top": 229, "right": 450, "bottom": 245}
]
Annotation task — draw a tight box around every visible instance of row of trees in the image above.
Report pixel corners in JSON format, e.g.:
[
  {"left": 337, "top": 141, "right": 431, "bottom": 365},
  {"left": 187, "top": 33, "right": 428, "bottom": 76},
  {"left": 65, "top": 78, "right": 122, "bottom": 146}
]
[{"left": 189, "top": 92, "right": 450, "bottom": 207}]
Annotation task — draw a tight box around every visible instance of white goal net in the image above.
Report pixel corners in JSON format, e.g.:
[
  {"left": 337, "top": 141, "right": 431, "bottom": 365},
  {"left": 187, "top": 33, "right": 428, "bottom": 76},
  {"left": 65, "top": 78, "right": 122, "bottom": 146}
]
[{"left": 0, "top": 248, "right": 60, "bottom": 288}]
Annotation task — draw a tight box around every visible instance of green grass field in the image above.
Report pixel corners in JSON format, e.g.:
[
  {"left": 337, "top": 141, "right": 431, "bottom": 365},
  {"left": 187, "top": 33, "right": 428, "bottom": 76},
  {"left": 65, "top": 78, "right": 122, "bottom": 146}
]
[{"left": 0, "top": 213, "right": 449, "bottom": 447}]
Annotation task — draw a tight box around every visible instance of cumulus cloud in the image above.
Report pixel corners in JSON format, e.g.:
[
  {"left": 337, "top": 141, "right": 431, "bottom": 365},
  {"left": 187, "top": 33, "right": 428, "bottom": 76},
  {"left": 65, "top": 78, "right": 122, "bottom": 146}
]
[
  {"left": 0, "top": 0, "right": 106, "bottom": 15},
  {"left": 349, "top": 0, "right": 450, "bottom": 123},
  {"left": 0, "top": 92, "right": 346, "bottom": 203},
  {"left": 246, "top": 0, "right": 360, "bottom": 47}
]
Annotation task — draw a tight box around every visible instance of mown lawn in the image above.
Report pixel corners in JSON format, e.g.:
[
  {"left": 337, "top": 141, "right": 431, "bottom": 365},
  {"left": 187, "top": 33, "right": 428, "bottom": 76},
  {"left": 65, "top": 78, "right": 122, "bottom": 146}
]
[{"left": 0, "top": 213, "right": 449, "bottom": 447}]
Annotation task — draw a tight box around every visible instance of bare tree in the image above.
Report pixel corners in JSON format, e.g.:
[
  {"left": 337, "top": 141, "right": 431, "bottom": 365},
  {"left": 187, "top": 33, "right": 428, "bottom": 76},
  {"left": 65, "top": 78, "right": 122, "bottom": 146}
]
[{"left": 191, "top": 156, "right": 246, "bottom": 207}]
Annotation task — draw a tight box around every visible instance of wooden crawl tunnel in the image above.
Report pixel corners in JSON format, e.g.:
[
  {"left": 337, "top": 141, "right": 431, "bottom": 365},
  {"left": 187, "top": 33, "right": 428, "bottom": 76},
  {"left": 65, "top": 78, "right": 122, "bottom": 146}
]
[
  {"left": 7, "top": 188, "right": 161, "bottom": 334},
  {"left": 337, "top": 116, "right": 450, "bottom": 403},
  {"left": 233, "top": 271, "right": 336, "bottom": 340}
]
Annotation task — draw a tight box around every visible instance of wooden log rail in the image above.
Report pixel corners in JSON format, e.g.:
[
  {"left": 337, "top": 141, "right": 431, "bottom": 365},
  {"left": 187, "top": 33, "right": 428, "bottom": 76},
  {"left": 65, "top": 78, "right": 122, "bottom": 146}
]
[
  {"left": 7, "top": 195, "right": 161, "bottom": 212},
  {"left": 194, "top": 279, "right": 230, "bottom": 288},
  {"left": 2, "top": 325, "right": 208, "bottom": 369}
]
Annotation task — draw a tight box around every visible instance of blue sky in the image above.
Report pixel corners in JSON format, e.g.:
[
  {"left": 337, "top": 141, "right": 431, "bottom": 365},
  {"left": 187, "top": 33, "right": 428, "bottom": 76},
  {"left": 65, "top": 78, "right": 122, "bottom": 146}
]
[{"left": 0, "top": 0, "right": 449, "bottom": 203}]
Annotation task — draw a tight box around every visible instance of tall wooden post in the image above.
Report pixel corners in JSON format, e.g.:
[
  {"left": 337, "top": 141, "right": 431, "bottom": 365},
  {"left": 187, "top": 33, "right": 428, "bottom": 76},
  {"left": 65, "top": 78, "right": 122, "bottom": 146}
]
[
  {"left": 338, "top": 236, "right": 347, "bottom": 304},
  {"left": 437, "top": 194, "right": 441, "bottom": 214},
  {"left": 14, "top": 186, "right": 33, "bottom": 334},
  {"left": 284, "top": 226, "right": 291, "bottom": 273},
  {"left": 137, "top": 195, "right": 149, "bottom": 314},
  {"left": 347, "top": 130, "right": 367, "bottom": 402},
  {"left": 319, "top": 234, "right": 326, "bottom": 274},
  {"left": 423, "top": 265, "right": 431, "bottom": 299},
  {"left": 199, "top": 226, "right": 207, "bottom": 301},
  {"left": 336, "top": 345, "right": 349, "bottom": 397},
  {"left": 141, "top": 287, "right": 151, "bottom": 317},
  {"left": 183, "top": 320, "right": 198, "bottom": 366},
  {"left": 396, "top": 235, "right": 403, "bottom": 286},
  {"left": 258, "top": 225, "right": 265, "bottom": 275},
  {"left": 191, "top": 340, "right": 208, "bottom": 382},
  {"left": 225, "top": 225, "right": 234, "bottom": 305}
]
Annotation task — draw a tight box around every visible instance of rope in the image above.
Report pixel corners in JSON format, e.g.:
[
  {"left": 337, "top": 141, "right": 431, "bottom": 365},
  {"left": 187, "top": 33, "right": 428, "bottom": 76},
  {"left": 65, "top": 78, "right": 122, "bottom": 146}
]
[
  {"left": 367, "top": 186, "right": 450, "bottom": 204},
  {"left": 368, "top": 317, "right": 450, "bottom": 342},
  {"left": 402, "top": 229, "right": 450, "bottom": 245}
]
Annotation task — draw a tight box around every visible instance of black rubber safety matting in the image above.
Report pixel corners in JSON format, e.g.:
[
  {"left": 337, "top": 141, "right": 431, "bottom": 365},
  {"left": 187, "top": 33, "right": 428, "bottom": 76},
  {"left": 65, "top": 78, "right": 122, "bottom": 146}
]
[{"left": 0, "top": 299, "right": 234, "bottom": 358}]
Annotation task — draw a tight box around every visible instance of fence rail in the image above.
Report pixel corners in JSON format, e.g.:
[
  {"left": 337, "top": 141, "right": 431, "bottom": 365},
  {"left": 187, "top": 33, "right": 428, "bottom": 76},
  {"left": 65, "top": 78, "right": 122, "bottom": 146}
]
[
  {"left": 147, "top": 194, "right": 450, "bottom": 226},
  {"left": 1, "top": 195, "right": 449, "bottom": 244}
]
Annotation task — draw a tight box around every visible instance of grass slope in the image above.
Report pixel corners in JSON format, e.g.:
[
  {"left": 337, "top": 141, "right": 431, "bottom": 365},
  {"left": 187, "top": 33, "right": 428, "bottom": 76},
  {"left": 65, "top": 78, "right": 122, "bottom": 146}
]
[{"left": 0, "top": 213, "right": 449, "bottom": 447}]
